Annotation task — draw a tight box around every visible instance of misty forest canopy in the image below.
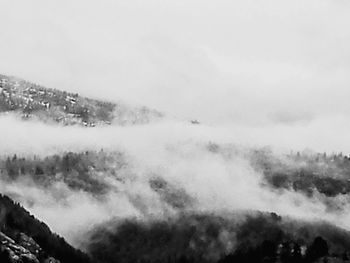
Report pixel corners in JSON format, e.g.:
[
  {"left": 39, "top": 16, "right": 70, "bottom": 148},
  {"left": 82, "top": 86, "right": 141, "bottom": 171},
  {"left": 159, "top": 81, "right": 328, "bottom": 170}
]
[
  {"left": 2, "top": 147, "right": 350, "bottom": 262},
  {"left": 2, "top": 191, "right": 348, "bottom": 263},
  {"left": 1, "top": 74, "right": 350, "bottom": 263},
  {"left": 2, "top": 148, "right": 350, "bottom": 206}
]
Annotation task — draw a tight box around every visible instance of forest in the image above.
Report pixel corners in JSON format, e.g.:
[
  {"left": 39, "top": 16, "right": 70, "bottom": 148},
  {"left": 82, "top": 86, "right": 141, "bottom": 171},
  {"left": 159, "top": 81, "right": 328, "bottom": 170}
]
[
  {"left": 88, "top": 212, "right": 350, "bottom": 263},
  {"left": 2, "top": 147, "right": 350, "bottom": 262},
  {"left": 0, "top": 194, "right": 93, "bottom": 263},
  {"left": 0, "top": 150, "right": 125, "bottom": 195}
]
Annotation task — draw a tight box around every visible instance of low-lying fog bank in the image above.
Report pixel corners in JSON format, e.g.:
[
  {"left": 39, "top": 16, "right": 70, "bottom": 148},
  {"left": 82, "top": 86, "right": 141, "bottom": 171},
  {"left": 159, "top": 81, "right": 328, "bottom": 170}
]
[{"left": 1, "top": 115, "right": 350, "bottom": 251}]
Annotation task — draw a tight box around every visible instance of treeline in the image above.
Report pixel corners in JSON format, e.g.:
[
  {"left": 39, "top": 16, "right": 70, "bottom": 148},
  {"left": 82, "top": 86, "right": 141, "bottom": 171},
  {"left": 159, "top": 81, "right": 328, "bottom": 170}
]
[
  {"left": 250, "top": 148, "right": 350, "bottom": 177},
  {"left": 218, "top": 213, "right": 350, "bottom": 263},
  {"left": 0, "top": 150, "right": 125, "bottom": 194},
  {"left": 0, "top": 74, "right": 116, "bottom": 125},
  {"left": 207, "top": 144, "right": 350, "bottom": 198},
  {"left": 0, "top": 194, "right": 94, "bottom": 263},
  {"left": 248, "top": 149, "right": 350, "bottom": 198},
  {"left": 87, "top": 212, "right": 350, "bottom": 263},
  {"left": 218, "top": 236, "right": 330, "bottom": 263}
]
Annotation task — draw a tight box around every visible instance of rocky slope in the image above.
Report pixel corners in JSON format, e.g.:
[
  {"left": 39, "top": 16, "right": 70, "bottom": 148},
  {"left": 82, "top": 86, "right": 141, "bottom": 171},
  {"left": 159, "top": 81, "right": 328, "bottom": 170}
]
[{"left": 0, "top": 232, "right": 60, "bottom": 263}]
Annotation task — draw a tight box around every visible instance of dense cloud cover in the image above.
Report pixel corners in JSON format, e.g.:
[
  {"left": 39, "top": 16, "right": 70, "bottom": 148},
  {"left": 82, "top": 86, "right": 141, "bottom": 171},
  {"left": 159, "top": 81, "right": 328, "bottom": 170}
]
[{"left": 0, "top": 0, "right": 350, "bottom": 125}]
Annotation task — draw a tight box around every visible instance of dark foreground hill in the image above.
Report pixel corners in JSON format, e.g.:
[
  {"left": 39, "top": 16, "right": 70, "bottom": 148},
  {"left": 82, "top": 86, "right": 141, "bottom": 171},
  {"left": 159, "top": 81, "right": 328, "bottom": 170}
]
[
  {"left": 2, "top": 190, "right": 350, "bottom": 263},
  {"left": 87, "top": 212, "right": 350, "bottom": 263},
  {"left": 0, "top": 194, "right": 93, "bottom": 263},
  {"left": 0, "top": 74, "right": 162, "bottom": 126}
]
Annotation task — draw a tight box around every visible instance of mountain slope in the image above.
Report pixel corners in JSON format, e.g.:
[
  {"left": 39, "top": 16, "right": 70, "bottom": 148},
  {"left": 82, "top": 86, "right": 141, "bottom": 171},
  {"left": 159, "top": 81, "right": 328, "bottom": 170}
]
[
  {"left": 87, "top": 212, "right": 350, "bottom": 263},
  {"left": 3, "top": 148, "right": 350, "bottom": 262},
  {"left": 0, "top": 74, "right": 163, "bottom": 126},
  {"left": 0, "top": 194, "right": 93, "bottom": 263},
  {"left": 0, "top": 231, "right": 59, "bottom": 263}
]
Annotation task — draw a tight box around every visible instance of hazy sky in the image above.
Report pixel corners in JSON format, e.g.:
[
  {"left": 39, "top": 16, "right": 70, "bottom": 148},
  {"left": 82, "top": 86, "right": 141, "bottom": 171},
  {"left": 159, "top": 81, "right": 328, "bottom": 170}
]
[{"left": 0, "top": 0, "right": 350, "bottom": 125}]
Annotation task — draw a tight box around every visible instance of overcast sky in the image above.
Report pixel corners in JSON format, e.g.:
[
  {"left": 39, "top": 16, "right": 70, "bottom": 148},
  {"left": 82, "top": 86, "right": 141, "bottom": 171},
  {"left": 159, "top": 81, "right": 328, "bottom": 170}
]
[{"left": 0, "top": 0, "right": 350, "bottom": 125}]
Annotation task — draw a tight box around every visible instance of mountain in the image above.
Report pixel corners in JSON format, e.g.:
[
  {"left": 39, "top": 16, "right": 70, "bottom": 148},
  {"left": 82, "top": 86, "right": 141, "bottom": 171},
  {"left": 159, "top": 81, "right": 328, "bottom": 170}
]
[
  {"left": 0, "top": 231, "right": 58, "bottom": 263},
  {"left": 0, "top": 74, "right": 163, "bottom": 126},
  {"left": 3, "top": 148, "right": 350, "bottom": 262},
  {"left": 0, "top": 194, "right": 93, "bottom": 263},
  {"left": 2, "top": 73, "right": 350, "bottom": 263}
]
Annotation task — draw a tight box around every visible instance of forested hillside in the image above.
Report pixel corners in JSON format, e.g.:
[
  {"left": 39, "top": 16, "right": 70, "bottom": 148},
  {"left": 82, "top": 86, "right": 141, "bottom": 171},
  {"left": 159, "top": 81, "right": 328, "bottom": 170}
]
[
  {"left": 0, "top": 150, "right": 192, "bottom": 210},
  {"left": 0, "top": 151, "right": 122, "bottom": 195},
  {"left": 0, "top": 74, "right": 163, "bottom": 126},
  {"left": 0, "top": 194, "right": 93, "bottom": 263},
  {"left": 87, "top": 212, "right": 350, "bottom": 263},
  {"left": 2, "top": 147, "right": 350, "bottom": 262},
  {"left": 248, "top": 148, "right": 350, "bottom": 198},
  {"left": 206, "top": 143, "right": 350, "bottom": 202}
]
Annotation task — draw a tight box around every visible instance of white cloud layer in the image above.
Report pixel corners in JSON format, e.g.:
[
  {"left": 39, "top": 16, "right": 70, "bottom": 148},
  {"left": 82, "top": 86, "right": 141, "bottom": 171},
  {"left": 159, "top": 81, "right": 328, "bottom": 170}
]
[
  {"left": 0, "top": 0, "right": 350, "bottom": 125},
  {"left": 1, "top": 116, "right": 350, "bottom": 248}
]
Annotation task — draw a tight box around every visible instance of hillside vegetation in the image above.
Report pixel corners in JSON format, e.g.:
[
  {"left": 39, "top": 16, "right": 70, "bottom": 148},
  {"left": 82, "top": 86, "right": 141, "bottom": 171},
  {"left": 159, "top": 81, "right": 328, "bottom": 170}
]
[
  {"left": 87, "top": 212, "right": 350, "bottom": 263},
  {"left": 0, "top": 74, "right": 162, "bottom": 126},
  {"left": 0, "top": 194, "right": 93, "bottom": 263}
]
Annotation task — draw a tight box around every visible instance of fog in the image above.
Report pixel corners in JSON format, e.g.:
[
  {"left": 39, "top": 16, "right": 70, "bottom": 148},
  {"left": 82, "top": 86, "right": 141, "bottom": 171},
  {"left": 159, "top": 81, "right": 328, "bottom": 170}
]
[
  {"left": 1, "top": 0, "right": 350, "bottom": 125},
  {"left": 1, "top": 115, "right": 350, "bottom": 247},
  {"left": 1, "top": 113, "right": 350, "bottom": 156},
  {"left": 1, "top": 0, "right": 350, "bottom": 255}
]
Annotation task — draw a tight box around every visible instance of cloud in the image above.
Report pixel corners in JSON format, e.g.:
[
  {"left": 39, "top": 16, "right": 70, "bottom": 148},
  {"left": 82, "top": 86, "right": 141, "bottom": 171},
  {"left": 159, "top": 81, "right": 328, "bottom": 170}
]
[
  {"left": 1, "top": 0, "right": 350, "bottom": 252},
  {"left": 1, "top": 115, "right": 350, "bottom": 248},
  {"left": 0, "top": 0, "right": 350, "bottom": 125}
]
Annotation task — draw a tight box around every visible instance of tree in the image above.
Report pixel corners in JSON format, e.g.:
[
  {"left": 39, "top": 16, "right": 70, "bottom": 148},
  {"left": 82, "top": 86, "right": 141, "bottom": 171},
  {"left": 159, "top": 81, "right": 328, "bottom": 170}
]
[
  {"left": 0, "top": 248, "right": 11, "bottom": 263},
  {"left": 261, "top": 240, "right": 276, "bottom": 263},
  {"left": 305, "top": 237, "right": 328, "bottom": 262},
  {"left": 35, "top": 165, "right": 44, "bottom": 176},
  {"left": 290, "top": 243, "right": 302, "bottom": 263},
  {"left": 5, "top": 156, "right": 18, "bottom": 177}
]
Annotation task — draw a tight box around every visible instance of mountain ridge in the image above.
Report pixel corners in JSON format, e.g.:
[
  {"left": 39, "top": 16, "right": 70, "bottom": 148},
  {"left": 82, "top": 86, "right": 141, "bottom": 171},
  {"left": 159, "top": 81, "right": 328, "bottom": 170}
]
[{"left": 0, "top": 74, "right": 163, "bottom": 127}]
